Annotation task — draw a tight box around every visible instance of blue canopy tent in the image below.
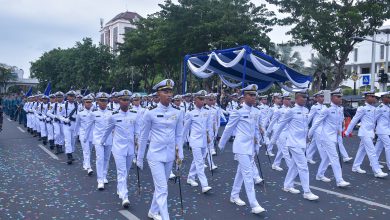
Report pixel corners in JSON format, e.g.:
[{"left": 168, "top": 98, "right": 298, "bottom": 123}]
[{"left": 182, "top": 45, "right": 312, "bottom": 94}]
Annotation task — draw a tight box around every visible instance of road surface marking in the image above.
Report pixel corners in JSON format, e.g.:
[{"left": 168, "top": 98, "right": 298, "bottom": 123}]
[
  {"left": 118, "top": 210, "right": 140, "bottom": 220},
  {"left": 295, "top": 181, "right": 390, "bottom": 210},
  {"left": 17, "top": 126, "right": 25, "bottom": 133},
  {"left": 38, "top": 144, "right": 59, "bottom": 160}
]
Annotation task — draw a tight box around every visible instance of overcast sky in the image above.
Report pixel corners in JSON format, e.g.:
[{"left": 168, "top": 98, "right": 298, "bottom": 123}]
[{"left": 3, "top": 0, "right": 386, "bottom": 78}]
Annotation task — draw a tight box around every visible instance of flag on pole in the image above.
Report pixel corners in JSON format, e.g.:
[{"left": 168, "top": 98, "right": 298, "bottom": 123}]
[
  {"left": 25, "top": 87, "right": 33, "bottom": 97},
  {"left": 44, "top": 82, "right": 51, "bottom": 96}
]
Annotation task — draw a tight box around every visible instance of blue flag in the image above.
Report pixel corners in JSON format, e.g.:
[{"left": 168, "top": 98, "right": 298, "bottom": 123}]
[
  {"left": 25, "top": 87, "right": 33, "bottom": 97},
  {"left": 44, "top": 82, "right": 51, "bottom": 96}
]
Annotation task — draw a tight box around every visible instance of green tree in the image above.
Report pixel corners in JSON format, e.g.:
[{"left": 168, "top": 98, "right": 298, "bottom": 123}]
[
  {"left": 0, "top": 64, "right": 17, "bottom": 93},
  {"left": 266, "top": 0, "right": 390, "bottom": 89},
  {"left": 119, "top": 0, "right": 276, "bottom": 93},
  {"left": 275, "top": 44, "right": 305, "bottom": 73},
  {"left": 30, "top": 38, "right": 114, "bottom": 92}
]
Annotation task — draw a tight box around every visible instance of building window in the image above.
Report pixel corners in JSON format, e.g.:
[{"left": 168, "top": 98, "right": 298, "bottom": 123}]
[
  {"left": 113, "top": 27, "right": 118, "bottom": 50},
  {"left": 380, "top": 45, "right": 385, "bottom": 60},
  {"left": 124, "top": 27, "right": 133, "bottom": 34},
  {"left": 361, "top": 67, "right": 370, "bottom": 74},
  {"left": 105, "top": 30, "right": 110, "bottom": 46},
  {"left": 354, "top": 48, "right": 358, "bottom": 62},
  {"left": 100, "top": 33, "right": 104, "bottom": 45}
]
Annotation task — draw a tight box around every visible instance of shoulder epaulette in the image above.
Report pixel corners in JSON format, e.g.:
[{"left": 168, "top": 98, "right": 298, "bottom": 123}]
[
  {"left": 236, "top": 105, "right": 242, "bottom": 110},
  {"left": 148, "top": 105, "right": 157, "bottom": 110},
  {"left": 112, "top": 110, "right": 119, "bottom": 115},
  {"left": 171, "top": 104, "right": 180, "bottom": 110},
  {"left": 204, "top": 106, "right": 209, "bottom": 110},
  {"left": 379, "top": 104, "right": 384, "bottom": 108},
  {"left": 254, "top": 106, "right": 260, "bottom": 110},
  {"left": 129, "top": 109, "right": 137, "bottom": 113}
]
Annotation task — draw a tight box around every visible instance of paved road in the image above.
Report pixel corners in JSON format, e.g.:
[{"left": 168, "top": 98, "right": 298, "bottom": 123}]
[{"left": 1, "top": 117, "right": 389, "bottom": 219}]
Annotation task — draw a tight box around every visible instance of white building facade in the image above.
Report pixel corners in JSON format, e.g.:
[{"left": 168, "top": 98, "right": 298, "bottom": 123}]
[
  {"left": 100, "top": 11, "right": 142, "bottom": 51},
  {"left": 292, "top": 25, "right": 390, "bottom": 90}
]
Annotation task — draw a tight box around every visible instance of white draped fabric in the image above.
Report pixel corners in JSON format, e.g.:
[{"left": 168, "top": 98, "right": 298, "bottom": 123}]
[
  {"left": 218, "top": 74, "right": 242, "bottom": 88},
  {"left": 249, "top": 54, "right": 279, "bottom": 74}
]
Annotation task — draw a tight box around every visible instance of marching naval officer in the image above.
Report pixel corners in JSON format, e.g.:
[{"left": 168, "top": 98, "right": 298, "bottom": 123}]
[
  {"left": 308, "top": 89, "right": 350, "bottom": 187},
  {"left": 101, "top": 90, "right": 141, "bottom": 208},
  {"left": 374, "top": 92, "right": 390, "bottom": 171},
  {"left": 344, "top": 90, "right": 388, "bottom": 178},
  {"left": 266, "top": 92, "right": 292, "bottom": 172},
  {"left": 306, "top": 91, "right": 326, "bottom": 164},
  {"left": 59, "top": 90, "right": 79, "bottom": 164},
  {"left": 183, "top": 90, "right": 213, "bottom": 193},
  {"left": 219, "top": 84, "right": 266, "bottom": 214},
  {"left": 74, "top": 95, "right": 94, "bottom": 175},
  {"left": 270, "top": 89, "right": 319, "bottom": 201},
  {"left": 137, "top": 79, "right": 184, "bottom": 220},
  {"left": 85, "top": 92, "right": 113, "bottom": 190}
]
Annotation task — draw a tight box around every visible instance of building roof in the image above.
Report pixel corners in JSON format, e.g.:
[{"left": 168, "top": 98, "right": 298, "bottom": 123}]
[{"left": 106, "top": 11, "right": 141, "bottom": 25}]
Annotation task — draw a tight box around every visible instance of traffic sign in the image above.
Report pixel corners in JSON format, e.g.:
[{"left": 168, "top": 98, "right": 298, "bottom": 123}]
[{"left": 362, "top": 75, "right": 370, "bottom": 85}]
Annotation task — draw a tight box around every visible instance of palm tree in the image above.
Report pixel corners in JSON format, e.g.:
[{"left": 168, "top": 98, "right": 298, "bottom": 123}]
[
  {"left": 306, "top": 54, "right": 333, "bottom": 92},
  {"left": 276, "top": 45, "right": 305, "bottom": 73}
]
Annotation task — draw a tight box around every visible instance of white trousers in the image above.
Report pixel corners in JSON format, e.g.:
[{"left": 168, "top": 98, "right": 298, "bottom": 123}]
[
  {"left": 47, "top": 122, "right": 54, "bottom": 141},
  {"left": 188, "top": 147, "right": 209, "bottom": 187},
  {"left": 317, "top": 139, "right": 344, "bottom": 183},
  {"left": 306, "top": 133, "right": 321, "bottom": 160},
  {"left": 284, "top": 146, "right": 311, "bottom": 193},
  {"left": 231, "top": 154, "right": 260, "bottom": 208},
  {"left": 273, "top": 133, "right": 291, "bottom": 167},
  {"left": 375, "top": 134, "right": 390, "bottom": 169},
  {"left": 39, "top": 120, "right": 47, "bottom": 137},
  {"left": 337, "top": 135, "right": 350, "bottom": 159},
  {"left": 353, "top": 136, "right": 381, "bottom": 173},
  {"left": 95, "top": 144, "right": 112, "bottom": 184},
  {"left": 251, "top": 154, "right": 261, "bottom": 179},
  {"left": 79, "top": 134, "right": 92, "bottom": 169},
  {"left": 53, "top": 122, "right": 64, "bottom": 145},
  {"left": 148, "top": 160, "right": 174, "bottom": 220},
  {"left": 204, "top": 145, "right": 216, "bottom": 169},
  {"left": 113, "top": 154, "right": 133, "bottom": 200},
  {"left": 63, "top": 124, "right": 76, "bottom": 153}
]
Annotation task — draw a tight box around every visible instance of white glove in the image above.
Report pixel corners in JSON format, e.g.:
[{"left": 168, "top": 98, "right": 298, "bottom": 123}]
[
  {"left": 63, "top": 118, "right": 70, "bottom": 123},
  {"left": 136, "top": 159, "right": 144, "bottom": 170}
]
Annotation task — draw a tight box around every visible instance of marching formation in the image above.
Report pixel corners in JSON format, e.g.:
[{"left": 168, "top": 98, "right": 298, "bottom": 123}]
[{"left": 4, "top": 79, "right": 390, "bottom": 220}]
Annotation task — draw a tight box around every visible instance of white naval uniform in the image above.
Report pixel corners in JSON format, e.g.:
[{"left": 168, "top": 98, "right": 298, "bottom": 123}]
[
  {"left": 138, "top": 103, "right": 184, "bottom": 220},
  {"left": 271, "top": 104, "right": 312, "bottom": 193},
  {"left": 46, "top": 102, "right": 55, "bottom": 142},
  {"left": 23, "top": 102, "right": 31, "bottom": 129},
  {"left": 74, "top": 108, "right": 93, "bottom": 170},
  {"left": 345, "top": 103, "right": 382, "bottom": 174},
  {"left": 32, "top": 102, "right": 40, "bottom": 132},
  {"left": 38, "top": 102, "right": 49, "bottom": 138},
  {"left": 265, "top": 104, "right": 280, "bottom": 153},
  {"left": 374, "top": 103, "right": 390, "bottom": 170},
  {"left": 59, "top": 101, "right": 78, "bottom": 154},
  {"left": 86, "top": 108, "right": 113, "bottom": 184},
  {"left": 258, "top": 104, "right": 270, "bottom": 145},
  {"left": 267, "top": 105, "right": 291, "bottom": 168},
  {"left": 309, "top": 103, "right": 346, "bottom": 184},
  {"left": 219, "top": 103, "right": 262, "bottom": 209},
  {"left": 47, "top": 102, "right": 64, "bottom": 146},
  {"left": 183, "top": 106, "right": 213, "bottom": 188},
  {"left": 102, "top": 108, "right": 140, "bottom": 200},
  {"left": 306, "top": 103, "right": 325, "bottom": 160}
]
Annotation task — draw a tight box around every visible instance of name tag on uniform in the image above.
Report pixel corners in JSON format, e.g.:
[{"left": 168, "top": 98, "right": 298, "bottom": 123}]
[
  {"left": 331, "top": 112, "right": 335, "bottom": 114},
  {"left": 116, "top": 120, "right": 122, "bottom": 122},
  {"left": 82, "top": 115, "right": 86, "bottom": 117},
  {"left": 296, "top": 112, "right": 302, "bottom": 114},
  {"left": 96, "top": 116, "right": 101, "bottom": 117},
  {"left": 157, "top": 115, "right": 164, "bottom": 117},
  {"left": 243, "top": 116, "right": 249, "bottom": 118},
  {"left": 194, "top": 115, "right": 199, "bottom": 117},
  {"left": 367, "top": 110, "right": 371, "bottom": 112}
]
